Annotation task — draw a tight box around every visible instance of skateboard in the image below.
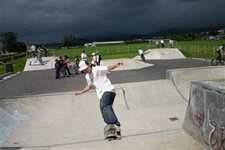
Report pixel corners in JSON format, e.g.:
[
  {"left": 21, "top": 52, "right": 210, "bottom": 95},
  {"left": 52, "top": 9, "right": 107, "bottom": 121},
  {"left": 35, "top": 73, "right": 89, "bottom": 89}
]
[{"left": 104, "top": 124, "right": 122, "bottom": 141}]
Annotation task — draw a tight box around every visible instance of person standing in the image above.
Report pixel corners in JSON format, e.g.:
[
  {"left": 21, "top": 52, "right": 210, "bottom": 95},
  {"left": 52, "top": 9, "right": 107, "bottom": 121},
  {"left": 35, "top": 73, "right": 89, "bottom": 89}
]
[
  {"left": 160, "top": 39, "right": 164, "bottom": 48},
  {"left": 42, "top": 43, "right": 48, "bottom": 57},
  {"left": 74, "top": 55, "right": 80, "bottom": 74},
  {"left": 96, "top": 52, "right": 102, "bottom": 66},
  {"left": 31, "top": 44, "right": 36, "bottom": 57},
  {"left": 81, "top": 50, "right": 87, "bottom": 61},
  {"left": 36, "top": 46, "right": 43, "bottom": 64},
  {"left": 75, "top": 60, "right": 123, "bottom": 137},
  {"left": 138, "top": 47, "right": 146, "bottom": 62},
  {"left": 59, "top": 56, "right": 64, "bottom": 78},
  {"left": 91, "top": 53, "right": 97, "bottom": 67},
  {"left": 216, "top": 44, "right": 225, "bottom": 63},
  {"left": 169, "top": 40, "right": 174, "bottom": 48},
  {"left": 155, "top": 41, "right": 159, "bottom": 48},
  {"left": 54, "top": 59, "right": 60, "bottom": 79},
  {"left": 63, "top": 56, "right": 72, "bottom": 76}
]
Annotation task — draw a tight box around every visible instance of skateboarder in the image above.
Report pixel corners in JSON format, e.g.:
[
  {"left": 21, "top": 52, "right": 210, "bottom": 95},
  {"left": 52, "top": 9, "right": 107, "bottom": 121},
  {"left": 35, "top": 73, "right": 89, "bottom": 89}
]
[
  {"left": 138, "top": 47, "right": 146, "bottom": 62},
  {"left": 75, "top": 60, "right": 122, "bottom": 136}
]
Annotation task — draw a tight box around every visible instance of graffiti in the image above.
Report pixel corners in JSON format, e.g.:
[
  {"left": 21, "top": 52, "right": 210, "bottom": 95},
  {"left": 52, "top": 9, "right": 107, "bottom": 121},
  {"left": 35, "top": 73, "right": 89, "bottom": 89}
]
[
  {"left": 161, "top": 50, "right": 175, "bottom": 55},
  {"left": 2, "top": 101, "right": 36, "bottom": 110},
  {"left": 194, "top": 110, "right": 204, "bottom": 127},
  {"left": 0, "top": 107, "right": 30, "bottom": 147},
  {"left": 193, "top": 103, "right": 225, "bottom": 150},
  {"left": 29, "top": 59, "right": 50, "bottom": 66}
]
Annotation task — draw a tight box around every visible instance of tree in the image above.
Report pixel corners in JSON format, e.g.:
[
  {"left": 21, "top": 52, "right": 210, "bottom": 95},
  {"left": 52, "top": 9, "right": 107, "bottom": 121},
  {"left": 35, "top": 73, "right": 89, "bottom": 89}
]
[
  {"left": 60, "top": 35, "right": 75, "bottom": 48},
  {"left": 0, "top": 31, "right": 17, "bottom": 52},
  {"left": 208, "top": 30, "right": 218, "bottom": 36},
  {"left": 15, "top": 42, "right": 27, "bottom": 53}
]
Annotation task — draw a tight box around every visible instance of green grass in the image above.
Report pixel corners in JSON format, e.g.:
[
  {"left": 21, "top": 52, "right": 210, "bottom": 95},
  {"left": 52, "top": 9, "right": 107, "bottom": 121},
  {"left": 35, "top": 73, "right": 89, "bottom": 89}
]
[
  {"left": 0, "top": 57, "right": 26, "bottom": 74},
  {"left": 0, "top": 40, "right": 225, "bottom": 75},
  {"left": 53, "top": 43, "right": 150, "bottom": 61},
  {"left": 177, "top": 40, "right": 224, "bottom": 59}
]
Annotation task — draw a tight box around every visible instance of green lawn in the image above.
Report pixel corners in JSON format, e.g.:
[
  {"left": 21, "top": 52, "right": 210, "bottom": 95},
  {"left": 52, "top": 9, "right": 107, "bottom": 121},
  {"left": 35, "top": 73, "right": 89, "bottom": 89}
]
[{"left": 0, "top": 40, "right": 225, "bottom": 75}]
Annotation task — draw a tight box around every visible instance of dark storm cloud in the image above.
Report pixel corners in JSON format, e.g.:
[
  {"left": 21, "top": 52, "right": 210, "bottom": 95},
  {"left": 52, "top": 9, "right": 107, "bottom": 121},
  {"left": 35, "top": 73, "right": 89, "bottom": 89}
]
[{"left": 0, "top": 0, "right": 224, "bottom": 45}]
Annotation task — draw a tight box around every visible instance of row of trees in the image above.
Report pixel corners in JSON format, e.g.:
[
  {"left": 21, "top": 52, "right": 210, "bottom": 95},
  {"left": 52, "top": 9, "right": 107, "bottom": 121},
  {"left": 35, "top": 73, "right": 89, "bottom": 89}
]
[
  {"left": 152, "top": 30, "right": 223, "bottom": 41},
  {"left": 0, "top": 32, "right": 26, "bottom": 53},
  {"left": 0, "top": 31, "right": 76, "bottom": 53}
]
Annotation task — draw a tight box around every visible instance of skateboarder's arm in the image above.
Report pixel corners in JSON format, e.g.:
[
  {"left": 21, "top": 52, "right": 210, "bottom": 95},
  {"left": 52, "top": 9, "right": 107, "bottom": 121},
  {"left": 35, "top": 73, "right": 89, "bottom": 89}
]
[
  {"left": 75, "top": 85, "right": 92, "bottom": 95},
  {"left": 107, "top": 61, "right": 123, "bottom": 71}
]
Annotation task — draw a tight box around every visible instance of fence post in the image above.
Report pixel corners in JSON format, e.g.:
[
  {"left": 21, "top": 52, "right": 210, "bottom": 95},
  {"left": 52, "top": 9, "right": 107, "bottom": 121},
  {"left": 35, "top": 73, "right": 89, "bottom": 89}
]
[
  {"left": 128, "top": 47, "right": 129, "bottom": 53},
  {"left": 198, "top": 45, "right": 200, "bottom": 54},
  {"left": 205, "top": 45, "right": 206, "bottom": 54}
]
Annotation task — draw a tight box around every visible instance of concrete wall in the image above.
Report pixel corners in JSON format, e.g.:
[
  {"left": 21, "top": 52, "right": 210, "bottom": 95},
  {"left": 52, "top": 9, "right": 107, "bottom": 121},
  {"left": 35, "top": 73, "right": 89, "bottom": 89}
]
[
  {"left": 166, "top": 66, "right": 225, "bottom": 101},
  {"left": 183, "top": 79, "right": 225, "bottom": 150}
]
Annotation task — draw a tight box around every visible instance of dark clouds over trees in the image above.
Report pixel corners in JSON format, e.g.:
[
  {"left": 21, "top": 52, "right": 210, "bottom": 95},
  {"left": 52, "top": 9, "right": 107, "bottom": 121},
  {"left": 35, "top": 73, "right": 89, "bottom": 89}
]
[{"left": 0, "top": 0, "right": 224, "bottom": 45}]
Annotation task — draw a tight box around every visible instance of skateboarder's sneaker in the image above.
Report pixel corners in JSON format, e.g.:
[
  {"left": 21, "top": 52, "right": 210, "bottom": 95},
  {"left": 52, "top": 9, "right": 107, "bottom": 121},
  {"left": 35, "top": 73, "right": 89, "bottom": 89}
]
[
  {"left": 114, "top": 125, "right": 121, "bottom": 137},
  {"left": 104, "top": 124, "right": 117, "bottom": 139}
]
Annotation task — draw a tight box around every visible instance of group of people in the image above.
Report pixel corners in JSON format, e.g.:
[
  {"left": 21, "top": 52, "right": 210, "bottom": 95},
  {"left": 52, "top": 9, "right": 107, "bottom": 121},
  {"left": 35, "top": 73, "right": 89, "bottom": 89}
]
[
  {"left": 31, "top": 43, "right": 48, "bottom": 58},
  {"left": 155, "top": 40, "right": 165, "bottom": 48},
  {"left": 55, "top": 51, "right": 102, "bottom": 79},
  {"left": 54, "top": 55, "right": 73, "bottom": 79},
  {"left": 81, "top": 50, "right": 102, "bottom": 67},
  {"left": 155, "top": 39, "right": 174, "bottom": 48},
  {"left": 30, "top": 43, "right": 48, "bottom": 65}
]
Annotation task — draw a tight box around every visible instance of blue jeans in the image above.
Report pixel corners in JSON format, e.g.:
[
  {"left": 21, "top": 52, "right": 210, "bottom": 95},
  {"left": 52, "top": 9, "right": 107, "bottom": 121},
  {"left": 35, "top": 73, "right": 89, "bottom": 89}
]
[{"left": 100, "top": 92, "right": 120, "bottom": 126}]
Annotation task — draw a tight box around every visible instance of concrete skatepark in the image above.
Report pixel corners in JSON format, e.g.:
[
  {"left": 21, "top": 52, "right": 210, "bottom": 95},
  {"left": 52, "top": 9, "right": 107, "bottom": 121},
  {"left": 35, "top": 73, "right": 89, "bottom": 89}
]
[{"left": 0, "top": 48, "right": 224, "bottom": 150}]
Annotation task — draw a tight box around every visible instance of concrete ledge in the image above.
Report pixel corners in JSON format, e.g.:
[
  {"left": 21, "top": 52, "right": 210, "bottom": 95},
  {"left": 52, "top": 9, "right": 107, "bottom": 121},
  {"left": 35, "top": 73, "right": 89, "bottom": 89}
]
[{"left": 183, "top": 79, "right": 225, "bottom": 149}]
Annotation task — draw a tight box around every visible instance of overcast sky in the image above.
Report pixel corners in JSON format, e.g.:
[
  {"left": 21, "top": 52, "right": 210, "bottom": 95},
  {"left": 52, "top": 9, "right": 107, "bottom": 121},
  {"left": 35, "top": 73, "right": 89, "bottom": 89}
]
[{"left": 0, "top": 0, "right": 225, "bottom": 46}]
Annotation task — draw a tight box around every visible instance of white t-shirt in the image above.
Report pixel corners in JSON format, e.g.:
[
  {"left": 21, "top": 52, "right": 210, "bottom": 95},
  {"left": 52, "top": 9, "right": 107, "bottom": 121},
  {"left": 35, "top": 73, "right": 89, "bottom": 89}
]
[
  {"left": 81, "top": 53, "right": 87, "bottom": 60},
  {"left": 91, "top": 55, "right": 96, "bottom": 65},
  {"left": 217, "top": 46, "right": 224, "bottom": 52},
  {"left": 31, "top": 45, "right": 36, "bottom": 51},
  {"left": 85, "top": 66, "right": 115, "bottom": 99},
  {"left": 96, "top": 55, "right": 99, "bottom": 62},
  {"left": 138, "top": 49, "right": 144, "bottom": 55}
]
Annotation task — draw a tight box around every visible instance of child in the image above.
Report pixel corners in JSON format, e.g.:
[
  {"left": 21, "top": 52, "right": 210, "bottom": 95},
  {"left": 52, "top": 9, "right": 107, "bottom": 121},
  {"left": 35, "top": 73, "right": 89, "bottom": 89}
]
[
  {"left": 54, "top": 59, "right": 60, "bottom": 79},
  {"left": 74, "top": 55, "right": 80, "bottom": 74}
]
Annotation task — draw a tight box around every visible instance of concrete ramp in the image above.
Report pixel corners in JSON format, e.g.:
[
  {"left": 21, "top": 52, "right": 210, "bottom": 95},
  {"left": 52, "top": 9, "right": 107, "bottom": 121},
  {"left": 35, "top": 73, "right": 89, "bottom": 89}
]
[
  {"left": 134, "top": 48, "right": 186, "bottom": 60},
  {"left": 167, "top": 66, "right": 225, "bottom": 101},
  {"left": 0, "top": 89, "right": 128, "bottom": 147},
  {"left": 117, "top": 80, "right": 185, "bottom": 109},
  {"left": 0, "top": 80, "right": 205, "bottom": 149},
  {"left": 101, "top": 58, "right": 154, "bottom": 70},
  {"left": 23, "top": 56, "right": 59, "bottom": 71}
]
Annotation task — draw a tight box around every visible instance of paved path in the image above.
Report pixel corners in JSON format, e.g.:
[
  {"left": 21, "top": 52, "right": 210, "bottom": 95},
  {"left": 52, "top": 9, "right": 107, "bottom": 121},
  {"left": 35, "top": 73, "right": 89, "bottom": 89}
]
[{"left": 0, "top": 58, "right": 211, "bottom": 98}]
